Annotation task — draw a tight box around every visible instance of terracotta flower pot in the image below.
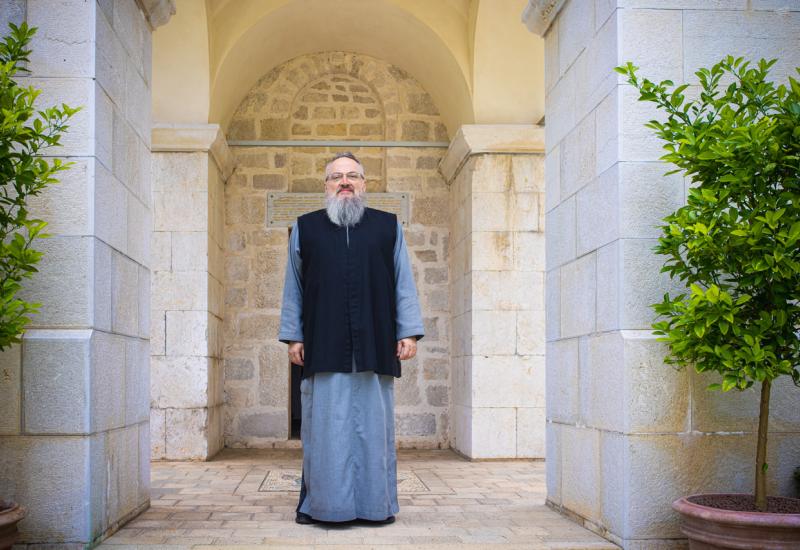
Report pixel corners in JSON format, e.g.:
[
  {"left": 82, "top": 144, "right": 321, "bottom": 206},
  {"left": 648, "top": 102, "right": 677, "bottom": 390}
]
[
  {"left": 0, "top": 501, "right": 26, "bottom": 550},
  {"left": 673, "top": 493, "right": 800, "bottom": 549}
]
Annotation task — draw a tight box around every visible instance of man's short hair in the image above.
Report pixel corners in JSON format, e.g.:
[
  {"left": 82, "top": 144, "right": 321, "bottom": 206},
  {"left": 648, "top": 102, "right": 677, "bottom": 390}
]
[{"left": 325, "top": 151, "right": 363, "bottom": 174}]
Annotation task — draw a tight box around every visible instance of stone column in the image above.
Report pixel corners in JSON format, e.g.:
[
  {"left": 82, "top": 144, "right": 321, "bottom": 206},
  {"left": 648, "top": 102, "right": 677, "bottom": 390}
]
[
  {"left": 440, "top": 125, "right": 546, "bottom": 459},
  {"left": 525, "top": 0, "right": 800, "bottom": 547},
  {"left": 150, "top": 123, "right": 235, "bottom": 460},
  {"left": 0, "top": 0, "right": 173, "bottom": 545}
]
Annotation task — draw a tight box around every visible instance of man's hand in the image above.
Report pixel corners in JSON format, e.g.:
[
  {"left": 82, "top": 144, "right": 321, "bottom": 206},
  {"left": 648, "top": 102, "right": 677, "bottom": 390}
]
[
  {"left": 396, "top": 337, "right": 417, "bottom": 361},
  {"left": 288, "top": 342, "right": 304, "bottom": 366}
]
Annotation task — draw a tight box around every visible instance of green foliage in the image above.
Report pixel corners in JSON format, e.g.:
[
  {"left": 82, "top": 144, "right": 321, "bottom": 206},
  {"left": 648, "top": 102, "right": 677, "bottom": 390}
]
[
  {"left": 615, "top": 56, "right": 800, "bottom": 393},
  {"left": 0, "top": 22, "right": 81, "bottom": 350}
]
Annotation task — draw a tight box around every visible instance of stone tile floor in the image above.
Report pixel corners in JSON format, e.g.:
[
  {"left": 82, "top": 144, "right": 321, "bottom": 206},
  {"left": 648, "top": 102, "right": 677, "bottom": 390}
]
[{"left": 97, "top": 448, "right": 618, "bottom": 549}]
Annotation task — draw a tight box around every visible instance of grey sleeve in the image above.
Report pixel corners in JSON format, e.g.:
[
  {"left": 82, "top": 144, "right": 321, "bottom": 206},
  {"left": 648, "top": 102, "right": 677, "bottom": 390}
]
[
  {"left": 394, "top": 220, "right": 425, "bottom": 341},
  {"left": 278, "top": 222, "right": 304, "bottom": 344}
]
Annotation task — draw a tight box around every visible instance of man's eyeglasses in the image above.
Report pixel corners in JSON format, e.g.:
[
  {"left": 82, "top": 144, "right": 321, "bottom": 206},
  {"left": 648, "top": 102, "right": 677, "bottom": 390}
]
[{"left": 326, "top": 171, "right": 365, "bottom": 183}]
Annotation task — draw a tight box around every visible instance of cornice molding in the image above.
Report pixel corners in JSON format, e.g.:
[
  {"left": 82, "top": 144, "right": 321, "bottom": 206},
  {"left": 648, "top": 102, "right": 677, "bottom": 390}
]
[
  {"left": 135, "top": 0, "right": 176, "bottom": 30},
  {"left": 521, "top": 0, "right": 566, "bottom": 36},
  {"left": 151, "top": 123, "right": 237, "bottom": 183},
  {"left": 439, "top": 125, "right": 545, "bottom": 184}
]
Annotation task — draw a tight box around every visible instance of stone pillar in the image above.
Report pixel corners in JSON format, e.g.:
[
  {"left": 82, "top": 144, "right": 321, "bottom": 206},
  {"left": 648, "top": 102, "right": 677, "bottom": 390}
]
[
  {"left": 150, "top": 123, "right": 235, "bottom": 460},
  {"left": 525, "top": 0, "right": 800, "bottom": 547},
  {"left": 440, "top": 125, "right": 546, "bottom": 459},
  {"left": 0, "top": 0, "right": 173, "bottom": 545}
]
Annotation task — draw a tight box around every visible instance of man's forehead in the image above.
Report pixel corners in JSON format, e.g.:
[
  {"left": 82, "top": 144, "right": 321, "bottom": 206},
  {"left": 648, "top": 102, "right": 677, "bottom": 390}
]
[{"left": 327, "top": 157, "right": 363, "bottom": 174}]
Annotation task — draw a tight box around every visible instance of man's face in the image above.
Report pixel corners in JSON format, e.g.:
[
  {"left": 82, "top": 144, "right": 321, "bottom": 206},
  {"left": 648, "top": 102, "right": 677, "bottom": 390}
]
[{"left": 324, "top": 157, "right": 366, "bottom": 199}]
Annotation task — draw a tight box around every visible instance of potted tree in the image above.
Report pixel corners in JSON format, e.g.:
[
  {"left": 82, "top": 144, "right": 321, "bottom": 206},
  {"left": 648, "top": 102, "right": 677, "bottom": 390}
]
[
  {"left": 0, "top": 21, "right": 80, "bottom": 549},
  {"left": 615, "top": 56, "right": 800, "bottom": 548}
]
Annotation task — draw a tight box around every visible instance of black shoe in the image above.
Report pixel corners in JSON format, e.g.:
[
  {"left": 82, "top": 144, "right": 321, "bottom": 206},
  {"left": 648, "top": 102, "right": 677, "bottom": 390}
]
[{"left": 295, "top": 511, "right": 316, "bottom": 524}]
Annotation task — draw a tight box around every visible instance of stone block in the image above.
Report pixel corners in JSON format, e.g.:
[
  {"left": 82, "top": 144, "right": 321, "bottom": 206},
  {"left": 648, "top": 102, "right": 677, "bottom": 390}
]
[
  {"left": 123, "top": 54, "right": 151, "bottom": 144},
  {"left": 238, "top": 410, "right": 286, "bottom": 438},
  {"left": 154, "top": 190, "right": 208, "bottom": 232},
  {"left": 152, "top": 152, "right": 208, "bottom": 193},
  {"left": 471, "top": 192, "right": 509, "bottom": 232},
  {"left": 138, "top": 421, "right": 150, "bottom": 504},
  {"left": 96, "top": 1, "right": 125, "bottom": 105},
  {"left": 472, "top": 355, "right": 544, "bottom": 408},
  {"left": 113, "top": 112, "right": 147, "bottom": 198},
  {"left": 545, "top": 421, "right": 562, "bottom": 505},
  {"left": 619, "top": 238, "right": 684, "bottom": 329},
  {"left": 0, "top": 435, "right": 90, "bottom": 541},
  {"left": 599, "top": 430, "right": 625, "bottom": 537},
  {"left": 471, "top": 407, "right": 516, "bottom": 459},
  {"left": 426, "top": 385, "right": 448, "bottom": 407},
  {"left": 125, "top": 338, "right": 150, "bottom": 425},
  {"left": 517, "top": 309, "right": 545, "bottom": 356},
  {"left": 545, "top": 268, "right": 560, "bottom": 342},
  {"left": 471, "top": 231, "right": 515, "bottom": 271},
  {"left": 0, "top": 345, "right": 21, "bottom": 435},
  {"left": 0, "top": 0, "right": 25, "bottom": 27},
  {"left": 560, "top": 253, "right": 596, "bottom": 338},
  {"left": 545, "top": 196, "right": 576, "bottom": 269},
  {"left": 94, "top": 238, "right": 113, "bottom": 332},
  {"left": 152, "top": 270, "right": 208, "bottom": 311},
  {"left": 105, "top": 425, "right": 140, "bottom": 522},
  {"left": 561, "top": 424, "right": 601, "bottom": 522},
  {"left": 95, "top": 162, "right": 128, "bottom": 253},
  {"left": 20, "top": 236, "right": 92, "bottom": 327},
  {"left": 27, "top": 157, "right": 92, "bottom": 237},
  {"left": 576, "top": 9, "right": 618, "bottom": 121},
  {"left": 113, "top": 0, "right": 148, "bottom": 79},
  {"left": 545, "top": 56, "right": 576, "bottom": 151},
  {"left": 450, "top": 355, "right": 470, "bottom": 407},
  {"left": 258, "top": 344, "right": 288, "bottom": 407},
  {"left": 91, "top": 330, "right": 127, "bottom": 432},
  {"left": 451, "top": 403, "right": 472, "bottom": 457},
  {"left": 471, "top": 310, "right": 517, "bottom": 355},
  {"left": 557, "top": 0, "right": 594, "bottom": 77},
  {"left": 595, "top": 87, "right": 619, "bottom": 176},
  {"left": 691, "top": 370, "right": 800, "bottom": 434},
  {"left": 126, "top": 194, "right": 150, "bottom": 266},
  {"left": 165, "top": 407, "right": 209, "bottom": 460},
  {"left": 619, "top": 8, "right": 683, "bottom": 85},
  {"left": 150, "top": 408, "right": 166, "bottom": 459},
  {"left": 112, "top": 251, "right": 139, "bottom": 337},
  {"left": 511, "top": 155, "right": 545, "bottom": 194},
  {"left": 513, "top": 231, "right": 545, "bottom": 272},
  {"left": 138, "top": 264, "right": 150, "bottom": 339},
  {"left": 151, "top": 231, "right": 171, "bottom": 272},
  {"left": 560, "top": 113, "right": 595, "bottom": 199},
  {"left": 237, "top": 313, "right": 280, "bottom": 342},
  {"left": 517, "top": 406, "right": 546, "bottom": 458},
  {"left": 511, "top": 192, "right": 541, "bottom": 232},
  {"left": 22, "top": 329, "right": 91, "bottom": 434},
  {"left": 596, "top": 241, "right": 620, "bottom": 332},
  {"left": 165, "top": 310, "right": 209, "bottom": 357},
  {"left": 27, "top": 0, "right": 95, "bottom": 78},
  {"left": 545, "top": 141, "right": 561, "bottom": 214},
  {"left": 470, "top": 155, "right": 511, "bottom": 193},
  {"left": 619, "top": 85, "right": 668, "bottom": 162},
  {"left": 151, "top": 310, "right": 166, "bottom": 356},
  {"left": 473, "top": 270, "right": 544, "bottom": 312},
  {"left": 546, "top": 339, "right": 580, "bottom": 424},
  {"left": 151, "top": 356, "right": 210, "bottom": 408},
  {"left": 577, "top": 165, "right": 619, "bottom": 256},
  {"left": 396, "top": 412, "right": 436, "bottom": 436},
  {"left": 683, "top": 9, "right": 800, "bottom": 86},
  {"left": 619, "top": 162, "right": 686, "bottom": 239},
  {"left": 544, "top": 15, "right": 559, "bottom": 93}
]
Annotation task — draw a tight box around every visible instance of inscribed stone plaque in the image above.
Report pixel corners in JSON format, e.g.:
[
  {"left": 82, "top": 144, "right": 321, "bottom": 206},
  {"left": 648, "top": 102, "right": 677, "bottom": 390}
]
[{"left": 266, "top": 193, "right": 409, "bottom": 227}]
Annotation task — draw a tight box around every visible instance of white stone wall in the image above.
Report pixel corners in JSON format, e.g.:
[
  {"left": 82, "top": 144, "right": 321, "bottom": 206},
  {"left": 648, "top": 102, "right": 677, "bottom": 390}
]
[
  {"left": 542, "top": 1, "right": 800, "bottom": 547},
  {"left": 445, "top": 134, "right": 546, "bottom": 460},
  {"left": 0, "top": 0, "right": 155, "bottom": 545},
  {"left": 150, "top": 141, "right": 225, "bottom": 460}
]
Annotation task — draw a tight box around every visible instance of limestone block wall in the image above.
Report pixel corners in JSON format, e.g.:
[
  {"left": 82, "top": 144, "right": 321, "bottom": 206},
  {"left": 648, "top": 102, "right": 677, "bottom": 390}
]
[
  {"left": 223, "top": 52, "right": 451, "bottom": 449},
  {"left": 443, "top": 126, "right": 546, "bottom": 459},
  {"left": 150, "top": 123, "right": 229, "bottom": 460},
  {"left": 0, "top": 0, "right": 162, "bottom": 545},
  {"left": 538, "top": 1, "right": 800, "bottom": 547}
]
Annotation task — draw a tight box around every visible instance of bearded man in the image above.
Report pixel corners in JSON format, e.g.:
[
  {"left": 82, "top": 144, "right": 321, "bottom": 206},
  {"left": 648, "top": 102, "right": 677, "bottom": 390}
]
[{"left": 278, "top": 151, "right": 424, "bottom": 525}]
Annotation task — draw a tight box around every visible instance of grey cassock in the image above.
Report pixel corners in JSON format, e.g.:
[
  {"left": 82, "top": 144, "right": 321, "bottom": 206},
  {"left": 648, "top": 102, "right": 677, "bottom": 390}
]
[{"left": 278, "top": 218, "right": 424, "bottom": 522}]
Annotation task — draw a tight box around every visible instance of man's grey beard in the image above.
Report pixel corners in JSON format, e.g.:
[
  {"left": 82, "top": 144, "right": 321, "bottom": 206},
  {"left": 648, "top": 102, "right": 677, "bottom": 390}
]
[{"left": 325, "top": 193, "right": 366, "bottom": 227}]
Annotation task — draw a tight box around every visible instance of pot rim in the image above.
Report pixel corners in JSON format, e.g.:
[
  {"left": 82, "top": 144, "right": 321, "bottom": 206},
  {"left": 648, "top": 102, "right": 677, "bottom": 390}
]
[{"left": 673, "top": 493, "right": 800, "bottom": 527}]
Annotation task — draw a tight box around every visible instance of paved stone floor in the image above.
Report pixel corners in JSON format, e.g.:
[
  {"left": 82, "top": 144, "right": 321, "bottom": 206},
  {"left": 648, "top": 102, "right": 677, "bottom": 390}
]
[{"left": 97, "top": 448, "right": 618, "bottom": 549}]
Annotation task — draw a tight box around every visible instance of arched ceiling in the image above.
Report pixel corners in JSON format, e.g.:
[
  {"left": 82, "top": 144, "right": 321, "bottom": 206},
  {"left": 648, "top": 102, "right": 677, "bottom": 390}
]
[{"left": 152, "top": 0, "right": 544, "bottom": 138}]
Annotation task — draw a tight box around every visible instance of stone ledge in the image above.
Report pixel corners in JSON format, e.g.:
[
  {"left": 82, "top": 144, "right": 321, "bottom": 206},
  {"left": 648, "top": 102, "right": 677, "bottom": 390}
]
[
  {"left": 439, "top": 124, "right": 545, "bottom": 184},
  {"left": 151, "top": 123, "right": 237, "bottom": 183},
  {"left": 521, "top": 0, "right": 566, "bottom": 37}
]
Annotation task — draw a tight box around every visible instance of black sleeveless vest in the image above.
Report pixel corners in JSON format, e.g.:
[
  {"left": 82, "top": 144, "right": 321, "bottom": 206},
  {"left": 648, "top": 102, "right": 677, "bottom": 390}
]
[{"left": 297, "top": 207, "right": 400, "bottom": 380}]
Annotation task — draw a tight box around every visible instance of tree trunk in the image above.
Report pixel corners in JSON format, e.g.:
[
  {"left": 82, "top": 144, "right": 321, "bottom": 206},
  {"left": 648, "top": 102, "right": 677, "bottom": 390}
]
[{"left": 755, "top": 378, "right": 771, "bottom": 512}]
